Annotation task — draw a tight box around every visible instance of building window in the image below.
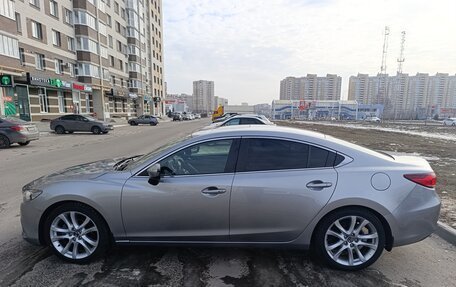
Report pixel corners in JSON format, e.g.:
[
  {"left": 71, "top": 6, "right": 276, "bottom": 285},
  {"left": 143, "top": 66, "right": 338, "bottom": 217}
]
[
  {"left": 115, "top": 21, "right": 120, "bottom": 33},
  {"left": 38, "top": 89, "right": 49, "bottom": 113},
  {"left": 118, "top": 59, "right": 123, "bottom": 71},
  {"left": 120, "top": 8, "right": 125, "bottom": 19},
  {"left": 77, "top": 63, "right": 100, "bottom": 78},
  {"left": 67, "top": 37, "right": 75, "bottom": 51},
  {"left": 31, "top": 21, "right": 43, "bottom": 39},
  {"left": 69, "top": 63, "right": 75, "bottom": 77},
  {"left": 64, "top": 9, "right": 73, "bottom": 25},
  {"left": 49, "top": 0, "right": 58, "bottom": 17},
  {"left": 120, "top": 78, "right": 124, "bottom": 87},
  {"left": 111, "top": 75, "right": 115, "bottom": 85},
  {"left": 114, "top": 1, "right": 119, "bottom": 14},
  {"left": 29, "top": 0, "right": 39, "bottom": 8},
  {"left": 74, "top": 10, "right": 97, "bottom": 30},
  {"left": 19, "top": 47, "right": 25, "bottom": 65},
  {"left": 55, "top": 59, "right": 63, "bottom": 74},
  {"left": 52, "top": 30, "right": 61, "bottom": 46},
  {"left": 108, "top": 35, "right": 113, "bottom": 48},
  {"left": 15, "top": 12, "right": 21, "bottom": 33},
  {"left": 58, "top": 91, "right": 65, "bottom": 113},
  {"left": 116, "top": 40, "right": 122, "bottom": 52},
  {"left": 0, "top": 0, "right": 15, "bottom": 19},
  {"left": 85, "top": 94, "right": 90, "bottom": 113},
  {"left": 109, "top": 55, "right": 114, "bottom": 67},
  {"left": 35, "top": 53, "right": 45, "bottom": 70},
  {"left": 106, "top": 14, "right": 111, "bottom": 27},
  {"left": 98, "top": 21, "right": 107, "bottom": 36},
  {"left": 0, "top": 34, "right": 19, "bottom": 59},
  {"left": 76, "top": 36, "right": 99, "bottom": 54}
]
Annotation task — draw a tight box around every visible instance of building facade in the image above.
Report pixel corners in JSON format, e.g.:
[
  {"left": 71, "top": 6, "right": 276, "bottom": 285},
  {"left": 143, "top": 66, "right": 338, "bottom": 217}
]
[
  {"left": 192, "top": 80, "right": 214, "bottom": 114},
  {"left": 348, "top": 73, "right": 456, "bottom": 119},
  {"left": 0, "top": 0, "right": 164, "bottom": 121},
  {"left": 279, "top": 74, "right": 342, "bottom": 101}
]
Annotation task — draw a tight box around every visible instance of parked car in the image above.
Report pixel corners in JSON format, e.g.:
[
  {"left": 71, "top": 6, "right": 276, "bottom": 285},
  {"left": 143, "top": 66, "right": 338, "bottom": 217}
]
[
  {"left": 364, "top": 116, "right": 381, "bottom": 123},
  {"left": 0, "top": 116, "right": 39, "bottom": 148},
  {"left": 50, "top": 115, "right": 113, "bottom": 134},
  {"left": 202, "top": 114, "right": 274, "bottom": 130},
  {"left": 173, "top": 113, "right": 183, "bottom": 121},
  {"left": 194, "top": 113, "right": 201, "bottom": 119},
  {"left": 212, "top": 113, "right": 239, "bottom": 123},
  {"left": 443, "top": 118, "right": 456, "bottom": 126},
  {"left": 183, "top": 113, "right": 194, "bottom": 120},
  {"left": 128, "top": 115, "right": 158, "bottom": 126},
  {"left": 21, "top": 125, "right": 440, "bottom": 270}
]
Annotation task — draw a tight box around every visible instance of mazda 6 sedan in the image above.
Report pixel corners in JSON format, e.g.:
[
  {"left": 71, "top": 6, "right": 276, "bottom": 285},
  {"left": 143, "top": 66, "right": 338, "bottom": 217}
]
[{"left": 20, "top": 125, "right": 440, "bottom": 270}]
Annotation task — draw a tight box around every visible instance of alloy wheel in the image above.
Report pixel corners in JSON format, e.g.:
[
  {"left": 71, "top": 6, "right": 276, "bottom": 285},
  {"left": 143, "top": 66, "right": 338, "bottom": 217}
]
[
  {"left": 50, "top": 211, "right": 99, "bottom": 260},
  {"left": 324, "top": 215, "right": 378, "bottom": 267}
]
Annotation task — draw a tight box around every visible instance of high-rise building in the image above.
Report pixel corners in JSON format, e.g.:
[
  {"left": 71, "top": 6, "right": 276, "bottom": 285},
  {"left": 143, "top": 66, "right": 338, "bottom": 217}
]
[
  {"left": 192, "top": 80, "right": 214, "bottom": 114},
  {"left": 279, "top": 74, "right": 342, "bottom": 101},
  {"left": 348, "top": 73, "right": 456, "bottom": 119},
  {"left": 0, "top": 0, "right": 164, "bottom": 121}
]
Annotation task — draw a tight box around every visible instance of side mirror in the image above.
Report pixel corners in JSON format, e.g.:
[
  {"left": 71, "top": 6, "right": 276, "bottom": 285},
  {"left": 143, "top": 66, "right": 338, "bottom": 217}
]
[{"left": 147, "top": 163, "right": 161, "bottom": 185}]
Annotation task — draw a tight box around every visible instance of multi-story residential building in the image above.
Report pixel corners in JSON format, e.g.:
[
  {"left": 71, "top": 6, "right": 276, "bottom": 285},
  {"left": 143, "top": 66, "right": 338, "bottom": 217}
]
[
  {"left": 279, "top": 74, "right": 342, "bottom": 101},
  {"left": 0, "top": 0, "right": 164, "bottom": 121},
  {"left": 192, "top": 80, "right": 214, "bottom": 114},
  {"left": 348, "top": 73, "right": 456, "bottom": 119}
]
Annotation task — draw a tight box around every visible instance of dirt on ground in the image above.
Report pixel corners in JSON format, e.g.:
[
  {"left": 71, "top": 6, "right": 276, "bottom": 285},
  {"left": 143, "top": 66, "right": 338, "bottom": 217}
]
[{"left": 277, "top": 121, "right": 456, "bottom": 228}]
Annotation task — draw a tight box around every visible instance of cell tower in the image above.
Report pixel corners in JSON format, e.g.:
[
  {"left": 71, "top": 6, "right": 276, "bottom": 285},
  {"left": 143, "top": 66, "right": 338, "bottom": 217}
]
[
  {"left": 377, "top": 26, "right": 390, "bottom": 105},
  {"left": 397, "top": 31, "right": 406, "bottom": 74}
]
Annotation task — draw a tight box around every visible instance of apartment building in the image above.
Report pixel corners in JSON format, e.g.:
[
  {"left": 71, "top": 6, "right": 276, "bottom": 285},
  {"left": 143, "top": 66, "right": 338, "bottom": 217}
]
[
  {"left": 348, "top": 73, "right": 456, "bottom": 118},
  {"left": 279, "top": 74, "right": 342, "bottom": 101},
  {"left": 0, "top": 0, "right": 164, "bottom": 121},
  {"left": 192, "top": 80, "right": 214, "bottom": 114}
]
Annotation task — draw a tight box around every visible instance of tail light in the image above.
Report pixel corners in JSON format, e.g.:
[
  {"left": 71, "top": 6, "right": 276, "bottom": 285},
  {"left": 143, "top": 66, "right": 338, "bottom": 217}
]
[
  {"left": 404, "top": 173, "right": 437, "bottom": 188},
  {"left": 10, "top": 125, "right": 24, "bottom": 132}
]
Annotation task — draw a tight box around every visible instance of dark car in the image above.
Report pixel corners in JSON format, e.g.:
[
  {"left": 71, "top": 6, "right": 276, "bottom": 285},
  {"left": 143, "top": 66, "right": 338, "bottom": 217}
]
[
  {"left": 212, "top": 113, "right": 239, "bottom": 123},
  {"left": 0, "top": 116, "right": 39, "bottom": 148},
  {"left": 128, "top": 115, "right": 159, "bottom": 126},
  {"left": 173, "top": 113, "right": 183, "bottom": 121},
  {"left": 50, "top": 115, "right": 113, "bottom": 134}
]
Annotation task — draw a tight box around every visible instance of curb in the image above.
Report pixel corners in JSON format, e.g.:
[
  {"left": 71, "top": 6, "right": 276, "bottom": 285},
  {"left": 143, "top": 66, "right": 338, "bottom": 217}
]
[{"left": 435, "top": 221, "right": 456, "bottom": 246}]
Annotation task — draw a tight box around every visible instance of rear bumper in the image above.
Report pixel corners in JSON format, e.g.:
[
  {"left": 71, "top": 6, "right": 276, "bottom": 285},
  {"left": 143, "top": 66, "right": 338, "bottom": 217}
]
[
  {"left": 388, "top": 185, "right": 441, "bottom": 247},
  {"left": 10, "top": 132, "right": 40, "bottom": 143}
]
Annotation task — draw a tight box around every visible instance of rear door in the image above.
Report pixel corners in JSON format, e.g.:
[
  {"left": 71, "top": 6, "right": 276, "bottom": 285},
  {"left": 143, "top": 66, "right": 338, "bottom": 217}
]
[{"left": 229, "top": 137, "right": 338, "bottom": 242}]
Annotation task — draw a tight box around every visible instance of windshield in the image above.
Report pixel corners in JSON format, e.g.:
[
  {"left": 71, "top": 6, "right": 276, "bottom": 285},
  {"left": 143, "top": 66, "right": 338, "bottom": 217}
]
[
  {"left": 84, "top": 116, "right": 97, "bottom": 121},
  {"left": 123, "top": 136, "right": 191, "bottom": 170}
]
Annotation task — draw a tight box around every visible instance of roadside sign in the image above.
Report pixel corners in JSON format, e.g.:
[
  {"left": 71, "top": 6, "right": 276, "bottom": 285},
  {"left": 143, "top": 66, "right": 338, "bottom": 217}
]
[{"left": 0, "top": 74, "right": 14, "bottom": 87}]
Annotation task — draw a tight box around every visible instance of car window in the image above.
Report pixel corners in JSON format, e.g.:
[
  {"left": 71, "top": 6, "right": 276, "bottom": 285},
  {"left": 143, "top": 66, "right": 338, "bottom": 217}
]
[
  {"left": 223, "top": 118, "right": 240, "bottom": 126},
  {"left": 159, "top": 139, "right": 234, "bottom": 176},
  {"left": 61, "top": 115, "right": 77, "bottom": 121},
  {"left": 237, "top": 138, "right": 337, "bottom": 172},
  {"left": 240, "top": 118, "right": 263, "bottom": 125}
]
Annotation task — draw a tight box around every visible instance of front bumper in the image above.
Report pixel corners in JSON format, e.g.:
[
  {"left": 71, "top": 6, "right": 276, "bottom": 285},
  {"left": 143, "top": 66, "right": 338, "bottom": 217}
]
[
  {"left": 20, "top": 201, "right": 43, "bottom": 246},
  {"left": 103, "top": 126, "right": 114, "bottom": 131},
  {"left": 388, "top": 185, "right": 441, "bottom": 247}
]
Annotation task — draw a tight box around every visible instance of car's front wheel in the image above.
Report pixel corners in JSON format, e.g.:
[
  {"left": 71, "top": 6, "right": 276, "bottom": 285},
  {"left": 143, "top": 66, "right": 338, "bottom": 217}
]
[
  {"left": 44, "top": 202, "right": 110, "bottom": 263},
  {"left": 313, "top": 208, "right": 385, "bottom": 271},
  {"left": 55, "top": 125, "right": 65, "bottom": 134},
  {"left": 92, "top": 126, "right": 101, "bottom": 134}
]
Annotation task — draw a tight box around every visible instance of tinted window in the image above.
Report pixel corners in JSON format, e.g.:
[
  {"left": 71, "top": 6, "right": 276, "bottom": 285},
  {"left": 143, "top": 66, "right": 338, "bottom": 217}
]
[
  {"left": 223, "top": 118, "right": 240, "bottom": 126},
  {"left": 60, "top": 115, "right": 77, "bottom": 120},
  {"left": 308, "top": 146, "right": 329, "bottom": 168},
  {"left": 238, "top": 139, "right": 309, "bottom": 172},
  {"left": 159, "top": 139, "right": 234, "bottom": 175},
  {"left": 240, "top": 118, "right": 263, "bottom": 125}
]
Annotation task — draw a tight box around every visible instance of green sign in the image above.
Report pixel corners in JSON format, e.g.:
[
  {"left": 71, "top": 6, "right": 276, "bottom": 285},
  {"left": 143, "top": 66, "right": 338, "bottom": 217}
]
[
  {"left": 50, "top": 78, "right": 62, "bottom": 88},
  {"left": 0, "top": 74, "right": 13, "bottom": 87}
]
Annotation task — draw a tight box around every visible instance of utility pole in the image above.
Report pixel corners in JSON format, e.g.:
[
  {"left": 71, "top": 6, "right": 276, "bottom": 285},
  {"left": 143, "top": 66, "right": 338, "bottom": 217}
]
[
  {"left": 394, "top": 31, "right": 406, "bottom": 119},
  {"left": 378, "top": 26, "right": 390, "bottom": 118}
]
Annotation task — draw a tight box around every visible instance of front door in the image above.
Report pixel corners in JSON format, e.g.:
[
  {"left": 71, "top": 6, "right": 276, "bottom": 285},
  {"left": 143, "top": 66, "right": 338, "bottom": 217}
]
[
  {"left": 121, "top": 138, "right": 240, "bottom": 241},
  {"left": 16, "top": 86, "right": 30, "bottom": 121},
  {"left": 229, "top": 138, "right": 338, "bottom": 242}
]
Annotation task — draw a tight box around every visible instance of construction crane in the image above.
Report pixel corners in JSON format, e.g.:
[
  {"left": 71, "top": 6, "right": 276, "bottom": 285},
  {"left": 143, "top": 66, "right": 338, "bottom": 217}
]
[
  {"left": 397, "top": 31, "right": 406, "bottom": 74},
  {"left": 378, "top": 26, "right": 390, "bottom": 105},
  {"left": 394, "top": 31, "right": 406, "bottom": 119}
]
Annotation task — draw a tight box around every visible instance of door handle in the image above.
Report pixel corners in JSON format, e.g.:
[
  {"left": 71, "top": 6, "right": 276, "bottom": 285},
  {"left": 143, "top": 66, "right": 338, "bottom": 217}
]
[
  {"left": 306, "top": 180, "right": 333, "bottom": 190},
  {"left": 201, "top": 186, "right": 226, "bottom": 195}
]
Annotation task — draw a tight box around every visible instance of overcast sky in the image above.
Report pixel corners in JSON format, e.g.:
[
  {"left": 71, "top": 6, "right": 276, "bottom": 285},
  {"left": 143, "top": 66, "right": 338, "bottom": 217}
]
[{"left": 163, "top": 0, "right": 456, "bottom": 104}]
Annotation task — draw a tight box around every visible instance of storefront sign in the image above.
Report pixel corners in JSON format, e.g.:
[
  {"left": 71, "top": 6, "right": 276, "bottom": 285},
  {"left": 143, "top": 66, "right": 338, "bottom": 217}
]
[
  {"left": 0, "top": 74, "right": 14, "bottom": 87},
  {"left": 72, "top": 83, "right": 92, "bottom": 92},
  {"left": 27, "top": 74, "right": 71, "bottom": 89}
]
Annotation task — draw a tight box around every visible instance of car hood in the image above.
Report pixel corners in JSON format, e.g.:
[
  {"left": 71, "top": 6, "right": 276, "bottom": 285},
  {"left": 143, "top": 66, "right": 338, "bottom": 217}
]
[{"left": 23, "top": 158, "right": 124, "bottom": 189}]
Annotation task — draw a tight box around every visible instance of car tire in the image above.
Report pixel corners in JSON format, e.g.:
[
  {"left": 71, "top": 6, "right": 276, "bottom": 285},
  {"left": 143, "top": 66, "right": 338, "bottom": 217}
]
[
  {"left": 102, "top": 131, "right": 108, "bottom": 134},
  {"left": 19, "top": 141, "right": 31, "bottom": 146},
  {"left": 91, "top": 126, "right": 101, "bottom": 134},
  {"left": 43, "top": 202, "right": 111, "bottom": 264},
  {"left": 313, "top": 208, "right": 385, "bottom": 271},
  {"left": 68, "top": 131, "right": 74, "bottom": 134},
  {"left": 0, "top": 135, "right": 10, "bottom": 149},
  {"left": 55, "top": 125, "right": 65, "bottom": 134}
]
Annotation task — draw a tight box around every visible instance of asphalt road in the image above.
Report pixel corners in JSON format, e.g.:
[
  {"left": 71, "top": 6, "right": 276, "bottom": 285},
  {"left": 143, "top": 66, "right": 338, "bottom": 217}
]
[{"left": 0, "top": 119, "right": 455, "bottom": 287}]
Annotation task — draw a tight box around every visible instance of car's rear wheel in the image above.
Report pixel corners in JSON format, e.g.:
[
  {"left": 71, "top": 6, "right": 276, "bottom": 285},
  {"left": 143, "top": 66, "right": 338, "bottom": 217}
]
[
  {"left": 0, "top": 135, "right": 10, "bottom": 148},
  {"left": 91, "top": 126, "right": 101, "bottom": 134},
  {"left": 313, "top": 208, "right": 385, "bottom": 271},
  {"left": 55, "top": 125, "right": 65, "bottom": 134},
  {"left": 19, "top": 141, "right": 30, "bottom": 146},
  {"left": 44, "top": 202, "right": 110, "bottom": 264}
]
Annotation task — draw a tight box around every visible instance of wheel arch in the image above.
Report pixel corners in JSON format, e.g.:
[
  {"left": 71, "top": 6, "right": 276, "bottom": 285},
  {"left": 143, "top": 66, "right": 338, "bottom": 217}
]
[
  {"left": 38, "top": 200, "right": 114, "bottom": 245},
  {"left": 310, "top": 205, "right": 394, "bottom": 252}
]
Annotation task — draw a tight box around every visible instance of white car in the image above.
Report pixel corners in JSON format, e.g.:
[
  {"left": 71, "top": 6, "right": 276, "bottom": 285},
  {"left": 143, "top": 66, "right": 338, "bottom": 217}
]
[
  {"left": 365, "top": 117, "right": 381, "bottom": 123},
  {"left": 443, "top": 118, "right": 456, "bottom": 126},
  {"left": 202, "top": 114, "right": 274, "bottom": 130}
]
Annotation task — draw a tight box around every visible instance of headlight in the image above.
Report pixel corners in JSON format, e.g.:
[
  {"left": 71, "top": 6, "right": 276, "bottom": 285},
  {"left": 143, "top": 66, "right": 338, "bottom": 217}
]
[{"left": 22, "top": 189, "right": 42, "bottom": 202}]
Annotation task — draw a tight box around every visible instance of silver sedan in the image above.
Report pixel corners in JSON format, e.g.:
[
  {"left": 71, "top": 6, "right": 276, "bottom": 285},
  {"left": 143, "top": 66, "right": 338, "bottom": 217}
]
[{"left": 20, "top": 125, "right": 440, "bottom": 270}]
